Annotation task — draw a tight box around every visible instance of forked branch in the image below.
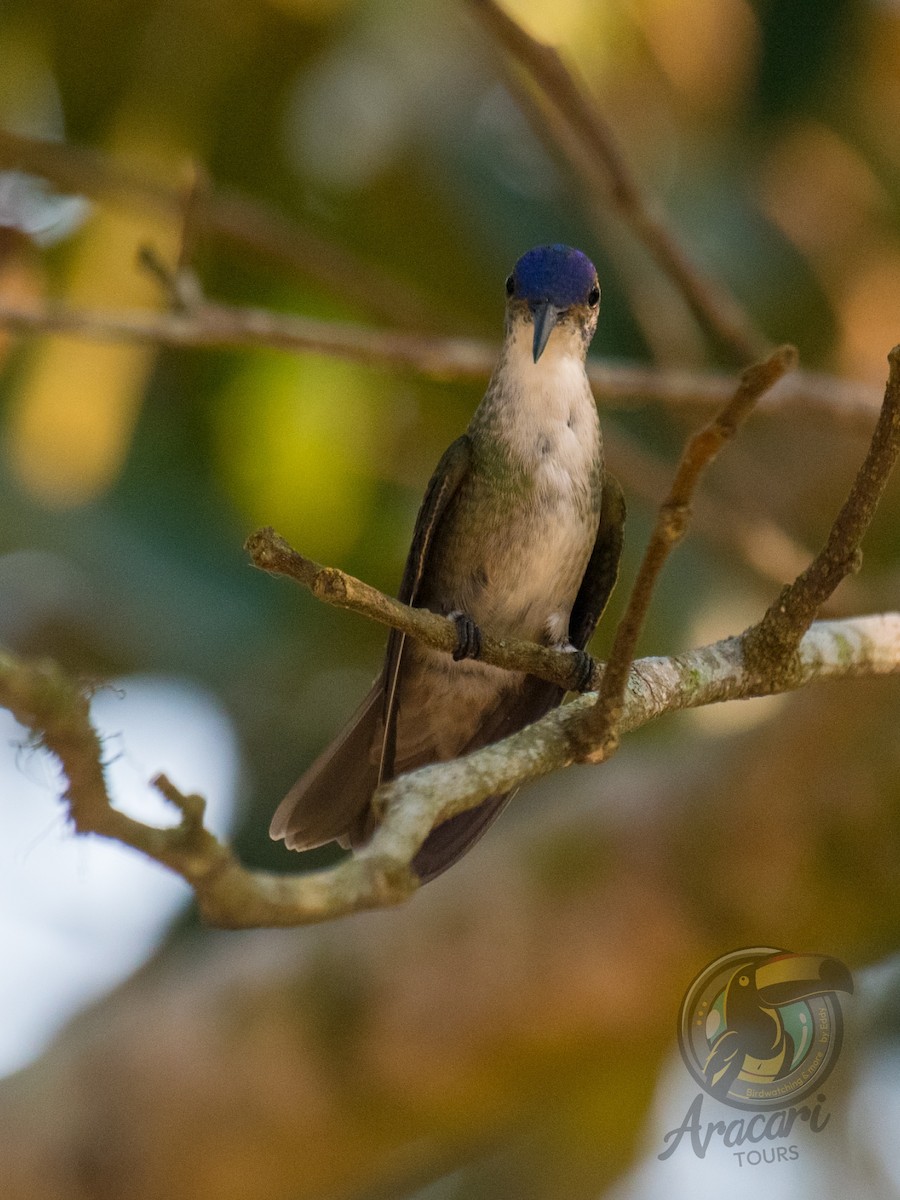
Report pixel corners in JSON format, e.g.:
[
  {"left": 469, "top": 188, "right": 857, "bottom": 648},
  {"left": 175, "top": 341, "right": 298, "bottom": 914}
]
[
  {"left": 576, "top": 345, "right": 797, "bottom": 760},
  {"left": 744, "top": 345, "right": 900, "bottom": 680},
  {"left": 1, "top": 614, "right": 897, "bottom": 928}
]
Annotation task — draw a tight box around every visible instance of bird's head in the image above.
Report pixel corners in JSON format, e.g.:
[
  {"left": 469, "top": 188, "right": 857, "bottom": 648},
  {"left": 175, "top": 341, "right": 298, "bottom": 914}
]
[{"left": 505, "top": 244, "right": 600, "bottom": 363}]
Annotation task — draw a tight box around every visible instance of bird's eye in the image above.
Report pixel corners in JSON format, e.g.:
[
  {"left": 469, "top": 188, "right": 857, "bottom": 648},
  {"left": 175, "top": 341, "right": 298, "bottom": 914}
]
[
  {"left": 505, "top": 273, "right": 515, "bottom": 297},
  {"left": 588, "top": 284, "right": 600, "bottom": 307},
  {"left": 739, "top": 975, "right": 750, "bottom": 986}
]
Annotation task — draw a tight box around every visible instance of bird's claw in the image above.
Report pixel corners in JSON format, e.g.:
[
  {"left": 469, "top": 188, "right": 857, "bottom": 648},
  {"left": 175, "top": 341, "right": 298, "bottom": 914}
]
[
  {"left": 569, "top": 648, "right": 596, "bottom": 692},
  {"left": 451, "top": 613, "right": 483, "bottom": 661}
]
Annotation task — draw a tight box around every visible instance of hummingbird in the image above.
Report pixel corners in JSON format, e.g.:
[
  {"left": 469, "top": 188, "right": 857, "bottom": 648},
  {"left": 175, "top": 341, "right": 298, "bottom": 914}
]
[{"left": 270, "top": 244, "right": 625, "bottom": 882}]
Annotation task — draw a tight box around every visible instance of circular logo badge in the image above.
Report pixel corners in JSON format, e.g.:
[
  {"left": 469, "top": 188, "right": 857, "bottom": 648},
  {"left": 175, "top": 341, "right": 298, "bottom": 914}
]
[{"left": 677, "top": 947, "right": 852, "bottom": 1110}]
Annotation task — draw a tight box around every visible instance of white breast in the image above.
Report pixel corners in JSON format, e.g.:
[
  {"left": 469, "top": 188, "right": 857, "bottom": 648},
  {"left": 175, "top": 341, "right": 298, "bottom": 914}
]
[{"left": 472, "top": 326, "right": 601, "bottom": 644}]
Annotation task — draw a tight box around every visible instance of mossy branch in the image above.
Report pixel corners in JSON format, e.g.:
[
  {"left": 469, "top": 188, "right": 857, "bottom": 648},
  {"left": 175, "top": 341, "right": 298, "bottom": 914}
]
[{"left": 1, "top": 613, "right": 897, "bottom": 928}]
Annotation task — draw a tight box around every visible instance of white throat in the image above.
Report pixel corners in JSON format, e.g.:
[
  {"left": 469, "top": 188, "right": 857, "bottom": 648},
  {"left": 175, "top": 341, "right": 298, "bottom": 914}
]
[{"left": 489, "top": 319, "right": 599, "bottom": 473}]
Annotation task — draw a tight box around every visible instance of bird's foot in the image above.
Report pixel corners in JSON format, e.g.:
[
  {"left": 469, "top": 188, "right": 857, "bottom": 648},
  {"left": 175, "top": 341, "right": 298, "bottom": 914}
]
[
  {"left": 450, "top": 612, "right": 483, "bottom": 661},
  {"left": 564, "top": 646, "right": 596, "bottom": 692}
]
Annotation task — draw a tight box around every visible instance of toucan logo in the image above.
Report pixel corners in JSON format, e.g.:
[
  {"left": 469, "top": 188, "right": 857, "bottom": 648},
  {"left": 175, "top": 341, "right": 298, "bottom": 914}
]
[{"left": 678, "top": 947, "right": 852, "bottom": 1110}]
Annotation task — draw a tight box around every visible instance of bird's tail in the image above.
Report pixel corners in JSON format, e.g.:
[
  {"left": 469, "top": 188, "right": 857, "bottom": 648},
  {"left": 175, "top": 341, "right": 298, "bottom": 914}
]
[
  {"left": 411, "top": 792, "right": 516, "bottom": 882},
  {"left": 409, "top": 676, "right": 565, "bottom": 882},
  {"left": 272, "top": 676, "right": 568, "bottom": 883},
  {"left": 269, "top": 679, "right": 383, "bottom": 851}
]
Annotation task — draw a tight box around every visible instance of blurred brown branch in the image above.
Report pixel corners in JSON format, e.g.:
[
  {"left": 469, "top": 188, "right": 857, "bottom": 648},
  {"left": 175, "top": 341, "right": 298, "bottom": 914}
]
[
  {"left": 0, "top": 127, "right": 435, "bottom": 328},
  {"left": 467, "top": 0, "right": 766, "bottom": 364},
  {"left": 0, "top": 297, "right": 882, "bottom": 428}
]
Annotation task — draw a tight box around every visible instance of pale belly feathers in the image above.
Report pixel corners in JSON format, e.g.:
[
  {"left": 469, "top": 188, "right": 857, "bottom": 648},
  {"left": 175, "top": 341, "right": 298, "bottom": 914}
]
[{"left": 392, "top": 350, "right": 603, "bottom": 766}]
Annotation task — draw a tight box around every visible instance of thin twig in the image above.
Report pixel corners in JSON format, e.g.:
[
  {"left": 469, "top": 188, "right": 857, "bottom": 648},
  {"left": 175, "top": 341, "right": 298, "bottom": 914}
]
[
  {"left": 0, "top": 298, "right": 881, "bottom": 428},
  {"left": 176, "top": 161, "right": 211, "bottom": 278},
  {"left": 136, "top": 163, "right": 210, "bottom": 313},
  {"left": 137, "top": 245, "right": 204, "bottom": 312},
  {"left": 467, "top": 0, "right": 766, "bottom": 364},
  {"left": 575, "top": 345, "right": 798, "bottom": 760},
  {"left": 744, "top": 344, "right": 900, "bottom": 680}
]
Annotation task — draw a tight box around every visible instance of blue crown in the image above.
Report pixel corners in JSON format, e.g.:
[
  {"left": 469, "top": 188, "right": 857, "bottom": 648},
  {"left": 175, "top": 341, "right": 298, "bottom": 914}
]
[{"left": 509, "top": 244, "right": 597, "bottom": 308}]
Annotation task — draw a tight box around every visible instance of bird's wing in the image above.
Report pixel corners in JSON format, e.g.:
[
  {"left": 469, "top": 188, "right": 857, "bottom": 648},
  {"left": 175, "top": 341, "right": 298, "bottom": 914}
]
[
  {"left": 410, "top": 680, "right": 535, "bottom": 883},
  {"left": 269, "top": 436, "right": 472, "bottom": 853},
  {"left": 568, "top": 472, "right": 626, "bottom": 650},
  {"left": 378, "top": 434, "right": 472, "bottom": 784}
]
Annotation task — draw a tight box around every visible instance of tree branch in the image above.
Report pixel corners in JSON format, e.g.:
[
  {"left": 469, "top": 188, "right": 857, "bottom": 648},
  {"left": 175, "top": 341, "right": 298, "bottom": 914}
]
[
  {"left": 467, "top": 0, "right": 766, "bottom": 364},
  {"left": 0, "top": 647, "right": 415, "bottom": 927},
  {"left": 602, "top": 422, "right": 864, "bottom": 601},
  {"left": 744, "top": 344, "right": 900, "bottom": 680},
  {"left": 1, "top": 613, "right": 897, "bottom": 928},
  {"left": 245, "top": 527, "right": 590, "bottom": 692},
  {"left": 575, "top": 345, "right": 797, "bottom": 759},
  {"left": 366, "top": 613, "right": 900, "bottom": 865},
  {"left": 0, "top": 298, "right": 881, "bottom": 428}
]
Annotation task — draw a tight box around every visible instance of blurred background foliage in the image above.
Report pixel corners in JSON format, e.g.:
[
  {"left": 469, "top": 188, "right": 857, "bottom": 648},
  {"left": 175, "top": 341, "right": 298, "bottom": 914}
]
[{"left": 0, "top": 0, "right": 899, "bottom": 1197}]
